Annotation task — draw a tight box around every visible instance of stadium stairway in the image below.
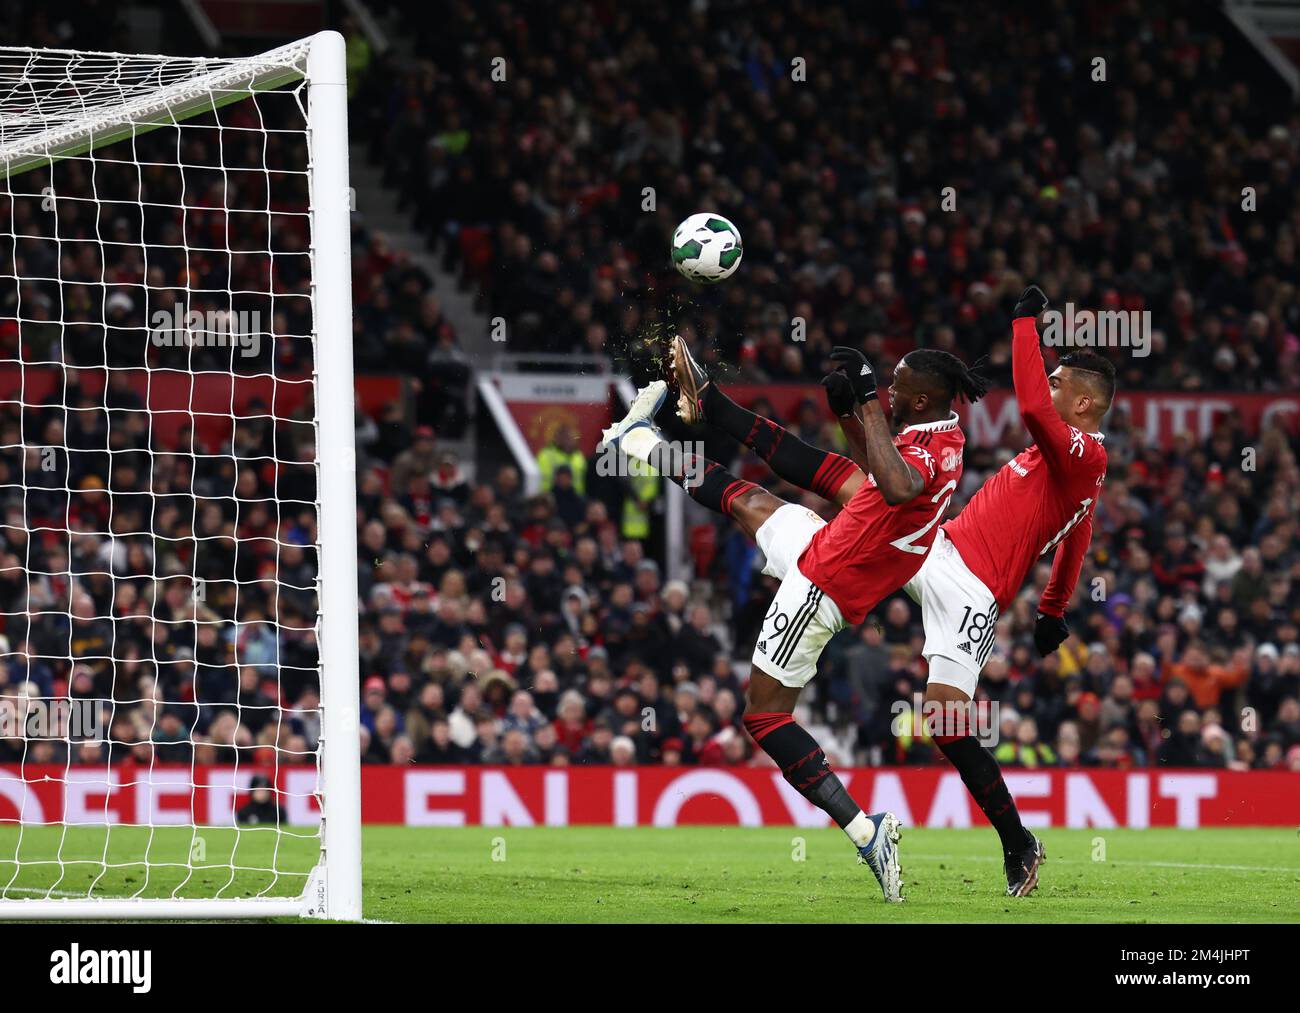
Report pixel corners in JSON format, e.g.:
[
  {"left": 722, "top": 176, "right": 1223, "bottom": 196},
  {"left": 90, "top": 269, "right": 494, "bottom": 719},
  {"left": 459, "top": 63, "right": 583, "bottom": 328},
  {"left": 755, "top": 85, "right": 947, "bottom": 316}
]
[
  {"left": 347, "top": 141, "right": 490, "bottom": 356},
  {"left": 348, "top": 140, "right": 488, "bottom": 466},
  {"left": 1224, "top": 0, "right": 1300, "bottom": 94}
]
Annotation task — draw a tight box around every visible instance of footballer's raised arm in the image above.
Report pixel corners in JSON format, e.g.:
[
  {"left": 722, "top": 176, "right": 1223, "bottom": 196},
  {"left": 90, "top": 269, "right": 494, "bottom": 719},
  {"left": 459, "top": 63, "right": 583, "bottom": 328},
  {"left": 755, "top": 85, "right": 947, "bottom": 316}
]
[
  {"left": 833, "top": 407, "right": 872, "bottom": 475},
  {"left": 855, "top": 398, "right": 925, "bottom": 505},
  {"left": 822, "top": 367, "right": 876, "bottom": 478},
  {"left": 824, "top": 346, "right": 925, "bottom": 506},
  {"left": 1010, "top": 286, "right": 1074, "bottom": 471}
]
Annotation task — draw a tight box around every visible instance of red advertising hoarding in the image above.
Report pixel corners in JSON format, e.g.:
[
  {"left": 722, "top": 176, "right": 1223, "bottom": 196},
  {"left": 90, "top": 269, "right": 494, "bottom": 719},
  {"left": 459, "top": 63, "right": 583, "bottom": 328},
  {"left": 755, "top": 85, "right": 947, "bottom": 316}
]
[
  {"left": 492, "top": 372, "right": 613, "bottom": 454},
  {"left": 725, "top": 384, "right": 1300, "bottom": 448},
  {"left": 0, "top": 367, "right": 402, "bottom": 452},
  {"left": 2, "top": 766, "right": 1296, "bottom": 829}
]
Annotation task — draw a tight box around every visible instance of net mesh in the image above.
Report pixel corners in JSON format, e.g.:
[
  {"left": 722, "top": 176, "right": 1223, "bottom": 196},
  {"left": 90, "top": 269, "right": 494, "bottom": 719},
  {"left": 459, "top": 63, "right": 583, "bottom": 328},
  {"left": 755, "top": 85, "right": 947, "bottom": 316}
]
[{"left": 0, "top": 44, "right": 326, "bottom": 903}]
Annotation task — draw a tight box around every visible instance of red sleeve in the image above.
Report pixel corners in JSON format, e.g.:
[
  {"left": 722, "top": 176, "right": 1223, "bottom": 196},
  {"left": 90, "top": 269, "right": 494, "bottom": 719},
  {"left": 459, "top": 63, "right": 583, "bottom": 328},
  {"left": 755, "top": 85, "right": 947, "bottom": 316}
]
[
  {"left": 1038, "top": 506, "right": 1094, "bottom": 617},
  {"left": 899, "top": 443, "right": 938, "bottom": 488},
  {"left": 1012, "top": 316, "right": 1080, "bottom": 472}
]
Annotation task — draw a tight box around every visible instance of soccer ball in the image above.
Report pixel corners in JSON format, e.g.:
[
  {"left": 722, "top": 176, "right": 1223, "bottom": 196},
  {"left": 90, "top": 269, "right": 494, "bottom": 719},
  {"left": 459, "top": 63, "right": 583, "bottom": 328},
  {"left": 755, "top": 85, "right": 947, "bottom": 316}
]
[{"left": 671, "top": 212, "right": 743, "bottom": 283}]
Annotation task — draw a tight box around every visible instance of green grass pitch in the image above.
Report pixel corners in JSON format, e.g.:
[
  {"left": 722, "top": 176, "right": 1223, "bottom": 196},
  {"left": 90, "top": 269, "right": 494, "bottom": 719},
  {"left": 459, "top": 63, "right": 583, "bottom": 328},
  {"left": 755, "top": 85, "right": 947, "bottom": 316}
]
[{"left": 2, "top": 825, "right": 1298, "bottom": 922}]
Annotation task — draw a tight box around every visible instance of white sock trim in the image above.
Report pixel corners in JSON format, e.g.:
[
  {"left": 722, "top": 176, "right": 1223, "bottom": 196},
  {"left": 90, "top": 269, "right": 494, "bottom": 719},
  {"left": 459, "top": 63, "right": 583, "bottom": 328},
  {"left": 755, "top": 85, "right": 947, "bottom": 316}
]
[{"left": 844, "top": 810, "right": 874, "bottom": 849}]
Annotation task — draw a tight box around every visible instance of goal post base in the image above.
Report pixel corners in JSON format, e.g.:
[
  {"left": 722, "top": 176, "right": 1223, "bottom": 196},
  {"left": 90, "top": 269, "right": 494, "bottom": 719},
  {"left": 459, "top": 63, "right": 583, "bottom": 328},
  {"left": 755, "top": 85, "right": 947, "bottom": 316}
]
[
  {"left": 0, "top": 862, "right": 347, "bottom": 921},
  {"left": 0, "top": 895, "right": 312, "bottom": 921}
]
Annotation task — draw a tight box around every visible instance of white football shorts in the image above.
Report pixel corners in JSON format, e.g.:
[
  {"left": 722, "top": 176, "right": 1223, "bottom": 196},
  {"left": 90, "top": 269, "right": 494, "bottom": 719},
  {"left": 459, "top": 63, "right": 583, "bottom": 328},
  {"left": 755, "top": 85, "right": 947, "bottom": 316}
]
[
  {"left": 751, "top": 503, "right": 846, "bottom": 689},
  {"left": 903, "top": 526, "right": 999, "bottom": 698}
]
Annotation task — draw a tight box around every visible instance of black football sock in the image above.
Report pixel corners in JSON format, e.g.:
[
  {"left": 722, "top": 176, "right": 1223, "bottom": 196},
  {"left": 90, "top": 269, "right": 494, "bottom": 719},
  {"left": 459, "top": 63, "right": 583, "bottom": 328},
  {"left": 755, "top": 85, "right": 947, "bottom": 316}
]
[
  {"left": 702, "top": 385, "right": 856, "bottom": 499},
  {"left": 744, "top": 712, "right": 874, "bottom": 846},
  {"left": 936, "top": 734, "right": 1033, "bottom": 853},
  {"left": 650, "top": 444, "right": 756, "bottom": 516}
]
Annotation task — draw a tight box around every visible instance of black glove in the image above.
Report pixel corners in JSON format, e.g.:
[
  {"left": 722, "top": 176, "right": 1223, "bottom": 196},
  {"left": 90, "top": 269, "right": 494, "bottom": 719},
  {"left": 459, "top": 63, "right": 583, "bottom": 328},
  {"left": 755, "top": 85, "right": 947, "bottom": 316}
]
[
  {"left": 828, "top": 346, "right": 878, "bottom": 404},
  {"left": 820, "top": 371, "right": 856, "bottom": 418},
  {"left": 1033, "top": 613, "right": 1070, "bottom": 657},
  {"left": 1012, "top": 285, "right": 1049, "bottom": 321}
]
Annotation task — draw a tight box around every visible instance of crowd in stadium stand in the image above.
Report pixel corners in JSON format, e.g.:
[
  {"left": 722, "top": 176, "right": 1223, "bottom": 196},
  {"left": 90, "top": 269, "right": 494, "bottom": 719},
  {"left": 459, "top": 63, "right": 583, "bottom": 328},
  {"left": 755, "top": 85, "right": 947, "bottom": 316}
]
[
  {"left": 341, "top": 0, "right": 1300, "bottom": 770},
  {"left": 0, "top": 1, "right": 1297, "bottom": 775},
  {"left": 0, "top": 4, "right": 460, "bottom": 770},
  {"left": 338, "top": 410, "right": 1300, "bottom": 772},
  {"left": 362, "top": 0, "right": 1300, "bottom": 396}
]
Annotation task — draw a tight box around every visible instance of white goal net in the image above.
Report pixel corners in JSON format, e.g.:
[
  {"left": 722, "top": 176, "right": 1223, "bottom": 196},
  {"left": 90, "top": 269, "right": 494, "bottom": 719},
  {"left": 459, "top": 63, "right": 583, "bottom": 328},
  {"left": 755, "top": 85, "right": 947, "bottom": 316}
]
[{"left": 0, "top": 32, "right": 361, "bottom": 919}]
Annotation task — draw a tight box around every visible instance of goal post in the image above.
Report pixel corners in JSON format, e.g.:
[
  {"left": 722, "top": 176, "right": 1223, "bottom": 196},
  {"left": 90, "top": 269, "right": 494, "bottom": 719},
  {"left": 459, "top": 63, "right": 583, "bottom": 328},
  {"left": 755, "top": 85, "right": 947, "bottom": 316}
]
[
  {"left": 305, "top": 31, "right": 364, "bottom": 924},
  {"left": 0, "top": 31, "right": 361, "bottom": 920}
]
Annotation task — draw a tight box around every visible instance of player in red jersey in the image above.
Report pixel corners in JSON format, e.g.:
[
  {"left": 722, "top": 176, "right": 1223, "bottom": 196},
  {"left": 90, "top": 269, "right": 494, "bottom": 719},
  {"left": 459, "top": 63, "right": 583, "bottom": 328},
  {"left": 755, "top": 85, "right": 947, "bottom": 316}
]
[
  {"left": 908, "top": 285, "right": 1115, "bottom": 897},
  {"left": 601, "top": 336, "right": 988, "bottom": 901}
]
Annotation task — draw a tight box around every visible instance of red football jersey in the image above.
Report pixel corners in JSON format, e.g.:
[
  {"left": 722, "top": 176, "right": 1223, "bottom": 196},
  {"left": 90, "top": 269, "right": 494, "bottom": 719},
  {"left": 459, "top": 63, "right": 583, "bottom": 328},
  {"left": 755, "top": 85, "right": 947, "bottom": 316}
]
[
  {"left": 798, "top": 414, "right": 965, "bottom": 623},
  {"left": 944, "top": 317, "right": 1108, "bottom": 614}
]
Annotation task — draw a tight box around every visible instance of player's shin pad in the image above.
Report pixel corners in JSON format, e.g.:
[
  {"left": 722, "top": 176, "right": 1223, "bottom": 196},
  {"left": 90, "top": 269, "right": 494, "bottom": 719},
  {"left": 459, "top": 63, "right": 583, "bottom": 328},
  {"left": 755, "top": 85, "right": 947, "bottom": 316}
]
[
  {"left": 934, "top": 734, "right": 1031, "bottom": 853},
  {"left": 650, "top": 444, "right": 755, "bottom": 514},
  {"left": 744, "top": 714, "right": 862, "bottom": 829}
]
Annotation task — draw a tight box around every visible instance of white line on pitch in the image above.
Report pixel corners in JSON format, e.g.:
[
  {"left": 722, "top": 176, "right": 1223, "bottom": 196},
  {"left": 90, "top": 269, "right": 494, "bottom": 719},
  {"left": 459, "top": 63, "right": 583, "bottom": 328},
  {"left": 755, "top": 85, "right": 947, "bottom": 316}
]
[
  {"left": 909, "top": 853, "right": 1300, "bottom": 874},
  {"left": 1, "top": 886, "right": 400, "bottom": 919}
]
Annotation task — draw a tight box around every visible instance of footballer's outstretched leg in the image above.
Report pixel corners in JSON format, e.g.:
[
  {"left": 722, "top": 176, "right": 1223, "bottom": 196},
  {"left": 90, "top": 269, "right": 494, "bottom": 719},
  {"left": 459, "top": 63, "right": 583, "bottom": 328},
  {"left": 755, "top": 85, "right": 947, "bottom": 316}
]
[
  {"left": 670, "top": 334, "right": 864, "bottom": 506},
  {"left": 603, "top": 382, "right": 782, "bottom": 538},
  {"left": 745, "top": 670, "right": 903, "bottom": 902},
  {"left": 606, "top": 377, "right": 918, "bottom": 903},
  {"left": 925, "top": 679, "right": 1042, "bottom": 897}
]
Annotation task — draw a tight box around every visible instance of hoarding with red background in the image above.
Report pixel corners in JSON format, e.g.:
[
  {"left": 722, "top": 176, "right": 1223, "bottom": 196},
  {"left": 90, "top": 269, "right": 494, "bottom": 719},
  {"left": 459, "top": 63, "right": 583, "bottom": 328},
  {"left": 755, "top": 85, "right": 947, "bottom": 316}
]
[
  {"left": 0, "top": 367, "right": 401, "bottom": 452},
  {"left": 492, "top": 373, "right": 612, "bottom": 453},
  {"left": 12, "top": 370, "right": 1283, "bottom": 456},
  {"left": 3, "top": 766, "right": 1296, "bottom": 829},
  {"left": 494, "top": 381, "right": 1298, "bottom": 459},
  {"left": 723, "top": 385, "right": 1300, "bottom": 448}
]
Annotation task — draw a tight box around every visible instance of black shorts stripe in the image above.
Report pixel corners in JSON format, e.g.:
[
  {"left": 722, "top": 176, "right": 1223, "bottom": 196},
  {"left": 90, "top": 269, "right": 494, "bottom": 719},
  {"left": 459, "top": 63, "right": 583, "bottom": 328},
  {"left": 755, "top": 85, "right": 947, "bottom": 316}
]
[
  {"left": 775, "top": 586, "right": 825, "bottom": 668},
  {"left": 772, "top": 586, "right": 818, "bottom": 668},
  {"left": 770, "top": 583, "right": 817, "bottom": 666},
  {"left": 776, "top": 591, "right": 823, "bottom": 668},
  {"left": 974, "top": 604, "right": 997, "bottom": 666},
  {"left": 975, "top": 602, "right": 1000, "bottom": 666}
]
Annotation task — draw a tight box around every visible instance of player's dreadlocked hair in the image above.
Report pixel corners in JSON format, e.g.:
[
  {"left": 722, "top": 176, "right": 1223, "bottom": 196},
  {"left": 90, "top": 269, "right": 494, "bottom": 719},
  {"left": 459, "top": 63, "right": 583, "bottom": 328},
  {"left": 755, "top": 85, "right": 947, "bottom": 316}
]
[
  {"left": 1058, "top": 350, "right": 1117, "bottom": 410},
  {"left": 903, "top": 349, "right": 991, "bottom": 405}
]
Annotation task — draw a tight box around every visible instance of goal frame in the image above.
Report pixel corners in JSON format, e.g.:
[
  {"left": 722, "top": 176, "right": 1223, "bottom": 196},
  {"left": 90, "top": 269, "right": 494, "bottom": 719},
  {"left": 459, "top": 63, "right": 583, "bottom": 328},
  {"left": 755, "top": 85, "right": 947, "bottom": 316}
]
[{"left": 0, "top": 30, "right": 362, "bottom": 921}]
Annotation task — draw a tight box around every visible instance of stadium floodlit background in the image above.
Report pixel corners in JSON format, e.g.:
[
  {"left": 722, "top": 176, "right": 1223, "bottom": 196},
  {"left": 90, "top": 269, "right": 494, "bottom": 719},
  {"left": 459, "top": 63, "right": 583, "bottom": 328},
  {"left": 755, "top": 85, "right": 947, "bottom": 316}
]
[{"left": 0, "top": 0, "right": 1299, "bottom": 923}]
